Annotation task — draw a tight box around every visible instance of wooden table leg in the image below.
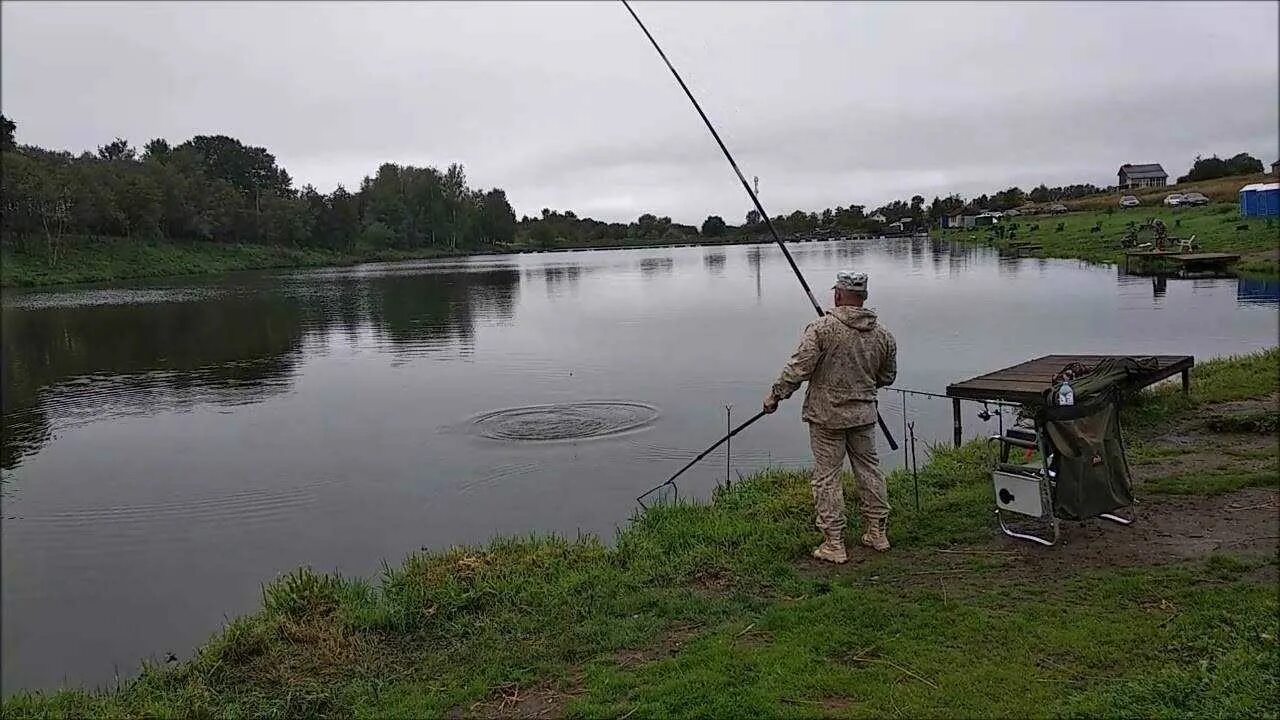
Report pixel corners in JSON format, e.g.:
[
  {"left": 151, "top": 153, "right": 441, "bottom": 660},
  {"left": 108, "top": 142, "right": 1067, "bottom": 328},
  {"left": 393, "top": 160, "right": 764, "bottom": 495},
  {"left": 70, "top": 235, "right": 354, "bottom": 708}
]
[
  {"left": 1181, "top": 367, "right": 1190, "bottom": 396},
  {"left": 952, "top": 398, "right": 962, "bottom": 448}
]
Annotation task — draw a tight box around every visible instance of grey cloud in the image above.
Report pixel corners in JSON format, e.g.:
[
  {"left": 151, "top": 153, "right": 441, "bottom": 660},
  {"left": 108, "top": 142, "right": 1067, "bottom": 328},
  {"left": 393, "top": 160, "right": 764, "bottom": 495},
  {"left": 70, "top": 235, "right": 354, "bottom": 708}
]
[{"left": 3, "top": 1, "right": 1276, "bottom": 224}]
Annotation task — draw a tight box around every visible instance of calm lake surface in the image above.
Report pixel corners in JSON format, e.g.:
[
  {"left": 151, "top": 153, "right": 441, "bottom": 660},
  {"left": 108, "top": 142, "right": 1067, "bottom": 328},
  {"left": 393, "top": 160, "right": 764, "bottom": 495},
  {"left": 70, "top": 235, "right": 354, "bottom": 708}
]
[{"left": 3, "top": 237, "right": 1277, "bottom": 692}]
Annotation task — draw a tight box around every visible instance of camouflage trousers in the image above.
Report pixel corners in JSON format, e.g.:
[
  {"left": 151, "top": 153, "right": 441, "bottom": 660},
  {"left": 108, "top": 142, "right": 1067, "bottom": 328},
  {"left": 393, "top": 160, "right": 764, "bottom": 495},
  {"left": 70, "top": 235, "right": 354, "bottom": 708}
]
[{"left": 808, "top": 422, "right": 890, "bottom": 534}]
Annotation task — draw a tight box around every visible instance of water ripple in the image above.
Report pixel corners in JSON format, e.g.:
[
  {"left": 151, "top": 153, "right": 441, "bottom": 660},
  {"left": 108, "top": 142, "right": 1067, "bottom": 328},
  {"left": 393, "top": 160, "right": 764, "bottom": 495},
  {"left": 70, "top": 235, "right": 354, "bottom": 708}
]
[{"left": 469, "top": 401, "right": 659, "bottom": 442}]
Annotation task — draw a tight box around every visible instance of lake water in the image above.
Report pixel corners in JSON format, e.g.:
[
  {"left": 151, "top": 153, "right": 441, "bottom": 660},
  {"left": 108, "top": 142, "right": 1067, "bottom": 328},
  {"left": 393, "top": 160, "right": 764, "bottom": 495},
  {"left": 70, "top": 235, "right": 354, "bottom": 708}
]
[{"left": 2, "top": 237, "right": 1277, "bottom": 692}]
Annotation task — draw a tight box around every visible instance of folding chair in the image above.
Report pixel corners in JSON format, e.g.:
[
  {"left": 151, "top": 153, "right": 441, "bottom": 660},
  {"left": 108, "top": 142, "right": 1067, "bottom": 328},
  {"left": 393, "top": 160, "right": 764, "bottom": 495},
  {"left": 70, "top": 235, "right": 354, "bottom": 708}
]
[{"left": 989, "top": 394, "right": 1135, "bottom": 546}]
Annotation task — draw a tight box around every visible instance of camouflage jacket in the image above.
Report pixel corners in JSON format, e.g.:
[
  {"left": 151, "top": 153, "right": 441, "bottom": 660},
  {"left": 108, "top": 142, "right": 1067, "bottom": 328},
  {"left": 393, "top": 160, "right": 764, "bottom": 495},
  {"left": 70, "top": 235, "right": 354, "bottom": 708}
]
[{"left": 770, "top": 306, "right": 897, "bottom": 428}]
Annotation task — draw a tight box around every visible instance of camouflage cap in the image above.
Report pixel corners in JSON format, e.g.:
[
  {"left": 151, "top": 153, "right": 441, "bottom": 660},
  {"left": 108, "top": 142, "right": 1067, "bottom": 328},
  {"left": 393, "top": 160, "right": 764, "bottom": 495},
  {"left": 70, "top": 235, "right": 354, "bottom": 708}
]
[{"left": 832, "top": 271, "right": 867, "bottom": 292}]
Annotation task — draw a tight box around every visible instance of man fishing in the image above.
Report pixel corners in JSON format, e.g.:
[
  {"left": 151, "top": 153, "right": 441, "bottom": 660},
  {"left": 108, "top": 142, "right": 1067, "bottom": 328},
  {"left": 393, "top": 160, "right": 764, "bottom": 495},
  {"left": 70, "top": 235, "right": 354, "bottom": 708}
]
[{"left": 763, "top": 271, "right": 897, "bottom": 564}]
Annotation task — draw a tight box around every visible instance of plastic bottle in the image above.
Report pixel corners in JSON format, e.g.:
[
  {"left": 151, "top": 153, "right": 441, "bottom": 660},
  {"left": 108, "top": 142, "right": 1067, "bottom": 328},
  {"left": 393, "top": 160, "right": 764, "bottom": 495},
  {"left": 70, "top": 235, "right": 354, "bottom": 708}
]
[{"left": 1056, "top": 380, "right": 1074, "bottom": 406}]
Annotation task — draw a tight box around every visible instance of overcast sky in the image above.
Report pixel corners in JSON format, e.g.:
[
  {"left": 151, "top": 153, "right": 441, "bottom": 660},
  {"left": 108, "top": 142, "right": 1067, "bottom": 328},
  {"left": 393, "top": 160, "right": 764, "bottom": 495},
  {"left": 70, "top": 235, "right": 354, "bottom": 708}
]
[{"left": 3, "top": 1, "right": 1277, "bottom": 224}]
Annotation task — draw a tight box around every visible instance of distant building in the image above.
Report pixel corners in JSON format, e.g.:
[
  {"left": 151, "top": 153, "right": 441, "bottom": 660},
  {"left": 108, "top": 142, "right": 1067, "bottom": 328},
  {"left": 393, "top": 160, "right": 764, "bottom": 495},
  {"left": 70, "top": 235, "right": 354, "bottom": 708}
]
[
  {"left": 869, "top": 212, "right": 887, "bottom": 223},
  {"left": 956, "top": 212, "right": 1000, "bottom": 229},
  {"left": 1117, "top": 163, "right": 1168, "bottom": 189}
]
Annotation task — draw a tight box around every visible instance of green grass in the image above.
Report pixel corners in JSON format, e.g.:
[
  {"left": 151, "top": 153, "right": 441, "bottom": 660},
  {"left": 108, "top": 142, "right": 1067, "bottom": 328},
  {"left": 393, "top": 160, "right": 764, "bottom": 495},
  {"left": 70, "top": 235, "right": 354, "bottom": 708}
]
[
  {"left": 934, "top": 204, "right": 1279, "bottom": 278},
  {"left": 1140, "top": 469, "right": 1277, "bottom": 496},
  {"left": 0, "top": 239, "right": 498, "bottom": 288},
  {"left": 4, "top": 349, "right": 1277, "bottom": 718},
  {"left": 1205, "top": 410, "right": 1280, "bottom": 434},
  {"left": 1121, "top": 347, "right": 1279, "bottom": 430},
  {"left": 569, "top": 564, "right": 1277, "bottom": 719}
]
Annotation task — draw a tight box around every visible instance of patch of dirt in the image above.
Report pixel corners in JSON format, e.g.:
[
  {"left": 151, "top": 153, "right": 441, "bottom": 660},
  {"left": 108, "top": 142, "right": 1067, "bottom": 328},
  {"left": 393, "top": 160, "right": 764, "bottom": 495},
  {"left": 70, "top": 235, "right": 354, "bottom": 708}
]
[
  {"left": 691, "top": 568, "right": 736, "bottom": 598},
  {"left": 783, "top": 696, "right": 860, "bottom": 713},
  {"left": 1000, "top": 486, "right": 1278, "bottom": 570},
  {"left": 1132, "top": 432, "right": 1276, "bottom": 481},
  {"left": 1135, "top": 394, "right": 1277, "bottom": 480},
  {"left": 450, "top": 678, "right": 580, "bottom": 720},
  {"left": 820, "top": 696, "right": 859, "bottom": 713},
  {"left": 800, "top": 487, "right": 1278, "bottom": 588},
  {"left": 453, "top": 624, "right": 707, "bottom": 718},
  {"left": 612, "top": 623, "right": 703, "bottom": 668},
  {"left": 1204, "top": 393, "right": 1280, "bottom": 416}
]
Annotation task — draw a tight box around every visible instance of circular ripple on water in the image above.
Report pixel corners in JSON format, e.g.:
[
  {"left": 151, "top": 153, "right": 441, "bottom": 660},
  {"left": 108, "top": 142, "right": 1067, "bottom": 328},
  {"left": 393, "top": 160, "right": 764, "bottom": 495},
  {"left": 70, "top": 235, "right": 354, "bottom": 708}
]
[{"left": 471, "top": 401, "right": 659, "bottom": 441}]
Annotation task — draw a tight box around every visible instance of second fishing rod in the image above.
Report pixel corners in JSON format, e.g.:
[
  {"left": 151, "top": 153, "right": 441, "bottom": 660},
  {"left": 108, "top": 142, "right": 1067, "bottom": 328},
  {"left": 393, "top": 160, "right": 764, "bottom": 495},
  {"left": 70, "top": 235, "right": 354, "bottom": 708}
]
[{"left": 622, "top": 0, "right": 899, "bottom": 454}]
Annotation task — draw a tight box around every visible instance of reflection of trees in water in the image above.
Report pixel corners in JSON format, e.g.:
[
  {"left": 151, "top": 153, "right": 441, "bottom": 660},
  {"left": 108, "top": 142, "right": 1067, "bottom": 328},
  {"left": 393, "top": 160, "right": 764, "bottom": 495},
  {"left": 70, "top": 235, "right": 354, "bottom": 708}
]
[
  {"left": 747, "top": 246, "right": 764, "bottom": 299},
  {"left": 948, "top": 246, "right": 970, "bottom": 276},
  {"left": 1, "top": 298, "right": 306, "bottom": 471},
  {"left": 929, "top": 238, "right": 948, "bottom": 273},
  {"left": 703, "top": 251, "right": 726, "bottom": 275},
  {"left": 639, "top": 257, "right": 674, "bottom": 277},
  {"left": 1, "top": 266, "right": 520, "bottom": 470},
  {"left": 540, "top": 264, "right": 582, "bottom": 297}
]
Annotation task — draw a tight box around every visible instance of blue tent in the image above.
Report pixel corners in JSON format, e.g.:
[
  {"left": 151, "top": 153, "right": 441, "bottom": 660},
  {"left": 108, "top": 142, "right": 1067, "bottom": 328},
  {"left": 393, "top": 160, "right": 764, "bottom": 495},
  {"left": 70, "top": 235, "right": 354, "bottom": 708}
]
[{"left": 1239, "top": 182, "right": 1280, "bottom": 217}]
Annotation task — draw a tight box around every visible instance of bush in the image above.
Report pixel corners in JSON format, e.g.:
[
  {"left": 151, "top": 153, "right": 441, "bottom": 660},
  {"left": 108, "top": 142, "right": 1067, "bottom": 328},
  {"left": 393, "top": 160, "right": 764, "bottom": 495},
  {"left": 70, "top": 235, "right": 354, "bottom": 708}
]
[{"left": 358, "top": 221, "right": 397, "bottom": 248}]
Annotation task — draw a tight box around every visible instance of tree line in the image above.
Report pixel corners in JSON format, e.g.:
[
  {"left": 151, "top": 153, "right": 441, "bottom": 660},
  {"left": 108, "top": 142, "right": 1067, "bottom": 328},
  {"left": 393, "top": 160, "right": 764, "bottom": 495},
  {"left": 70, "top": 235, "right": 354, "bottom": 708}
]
[
  {"left": 3, "top": 113, "right": 1268, "bottom": 256},
  {"left": 0, "top": 115, "right": 517, "bottom": 262},
  {"left": 1177, "top": 153, "right": 1264, "bottom": 183}
]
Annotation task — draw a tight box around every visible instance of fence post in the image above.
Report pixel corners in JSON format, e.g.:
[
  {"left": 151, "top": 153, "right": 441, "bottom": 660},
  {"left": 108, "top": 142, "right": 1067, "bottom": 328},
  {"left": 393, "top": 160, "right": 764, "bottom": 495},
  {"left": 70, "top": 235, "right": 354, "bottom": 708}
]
[{"left": 725, "top": 404, "right": 732, "bottom": 487}]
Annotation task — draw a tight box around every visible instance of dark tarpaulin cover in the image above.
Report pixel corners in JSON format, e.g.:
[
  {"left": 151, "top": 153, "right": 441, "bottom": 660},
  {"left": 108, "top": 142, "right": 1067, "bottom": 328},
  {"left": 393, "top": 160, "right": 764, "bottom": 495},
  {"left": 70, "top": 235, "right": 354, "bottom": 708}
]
[
  {"left": 1040, "top": 400, "right": 1134, "bottom": 520},
  {"left": 1059, "top": 356, "right": 1161, "bottom": 405},
  {"left": 1033, "top": 356, "right": 1153, "bottom": 520}
]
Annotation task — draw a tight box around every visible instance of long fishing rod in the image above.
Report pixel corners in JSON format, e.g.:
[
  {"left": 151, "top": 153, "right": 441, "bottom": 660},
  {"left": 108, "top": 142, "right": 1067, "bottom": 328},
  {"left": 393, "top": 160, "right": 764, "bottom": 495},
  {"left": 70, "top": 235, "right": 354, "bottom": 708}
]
[
  {"left": 637, "top": 410, "right": 767, "bottom": 507},
  {"left": 622, "top": 0, "right": 898, "bottom": 451}
]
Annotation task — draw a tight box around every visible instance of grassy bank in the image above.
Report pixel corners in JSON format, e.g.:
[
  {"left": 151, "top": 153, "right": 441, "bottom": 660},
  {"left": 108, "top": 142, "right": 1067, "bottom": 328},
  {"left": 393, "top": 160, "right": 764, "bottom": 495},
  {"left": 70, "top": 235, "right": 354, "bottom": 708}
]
[
  {"left": 935, "top": 202, "right": 1279, "bottom": 277},
  {"left": 0, "top": 239, "right": 513, "bottom": 289},
  {"left": 4, "top": 349, "right": 1277, "bottom": 718}
]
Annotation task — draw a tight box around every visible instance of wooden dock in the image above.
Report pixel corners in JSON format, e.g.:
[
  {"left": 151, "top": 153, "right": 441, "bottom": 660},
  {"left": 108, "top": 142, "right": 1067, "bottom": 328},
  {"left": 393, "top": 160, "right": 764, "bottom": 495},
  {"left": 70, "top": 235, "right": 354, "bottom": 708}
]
[
  {"left": 944, "top": 354, "right": 1194, "bottom": 446},
  {"left": 1123, "top": 250, "right": 1240, "bottom": 271}
]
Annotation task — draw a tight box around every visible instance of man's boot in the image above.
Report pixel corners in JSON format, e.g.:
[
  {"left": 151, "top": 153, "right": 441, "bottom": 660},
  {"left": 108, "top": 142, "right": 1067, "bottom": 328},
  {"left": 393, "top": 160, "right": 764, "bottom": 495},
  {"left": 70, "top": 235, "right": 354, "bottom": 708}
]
[
  {"left": 812, "top": 531, "right": 848, "bottom": 564},
  {"left": 860, "top": 516, "right": 890, "bottom": 552}
]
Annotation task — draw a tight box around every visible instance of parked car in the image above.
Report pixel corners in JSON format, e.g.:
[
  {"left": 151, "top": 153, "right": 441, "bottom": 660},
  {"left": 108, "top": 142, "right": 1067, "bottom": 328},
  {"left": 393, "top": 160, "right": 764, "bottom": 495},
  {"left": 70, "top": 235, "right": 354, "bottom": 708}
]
[
  {"left": 1164, "top": 193, "right": 1186, "bottom": 206},
  {"left": 1119, "top": 195, "right": 1140, "bottom": 207},
  {"left": 1003, "top": 209, "right": 1020, "bottom": 217},
  {"left": 1049, "top": 204, "right": 1069, "bottom": 214},
  {"left": 1180, "top": 192, "right": 1210, "bottom": 206}
]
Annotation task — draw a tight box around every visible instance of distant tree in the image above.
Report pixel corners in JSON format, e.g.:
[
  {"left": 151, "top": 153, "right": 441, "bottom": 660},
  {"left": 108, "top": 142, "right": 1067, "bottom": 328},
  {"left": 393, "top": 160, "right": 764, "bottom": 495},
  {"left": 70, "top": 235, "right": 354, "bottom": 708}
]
[
  {"left": 530, "top": 220, "right": 556, "bottom": 248},
  {"left": 0, "top": 115, "right": 15, "bottom": 151},
  {"left": 745, "top": 209, "right": 761, "bottom": 227},
  {"left": 636, "top": 213, "right": 658, "bottom": 238},
  {"left": 701, "top": 215, "right": 727, "bottom": 237},
  {"left": 787, "top": 209, "right": 812, "bottom": 233},
  {"left": 142, "top": 138, "right": 171, "bottom": 161},
  {"left": 1177, "top": 153, "right": 1264, "bottom": 183},
  {"left": 873, "top": 200, "right": 910, "bottom": 221},
  {"left": 927, "top": 194, "right": 965, "bottom": 223},
  {"left": 97, "top": 138, "right": 136, "bottom": 161},
  {"left": 175, "top": 135, "right": 291, "bottom": 206},
  {"left": 477, "top": 188, "right": 517, "bottom": 244},
  {"left": 991, "top": 186, "right": 1026, "bottom": 210}
]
